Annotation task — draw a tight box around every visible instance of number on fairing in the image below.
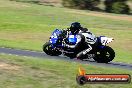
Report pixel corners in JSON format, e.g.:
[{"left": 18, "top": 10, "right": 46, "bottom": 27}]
[{"left": 100, "top": 37, "right": 108, "bottom": 45}]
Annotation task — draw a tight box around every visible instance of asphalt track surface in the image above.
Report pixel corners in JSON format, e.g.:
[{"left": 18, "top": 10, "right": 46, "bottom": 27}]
[{"left": 0, "top": 47, "right": 132, "bottom": 70}]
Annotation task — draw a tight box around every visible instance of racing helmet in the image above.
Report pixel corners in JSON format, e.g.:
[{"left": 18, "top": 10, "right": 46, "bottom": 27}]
[{"left": 70, "top": 22, "right": 81, "bottom": 34}]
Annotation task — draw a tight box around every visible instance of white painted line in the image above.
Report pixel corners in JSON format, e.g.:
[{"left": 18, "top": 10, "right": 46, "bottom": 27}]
[
  {"left": 8, "top": 54, "right": 12, "bottom": 55},
  {"left": 15, "top": 55, "right": 19, "bottom": 56},
  {"left": 23, "top": 56, "right": 28, "bottom": 58}
]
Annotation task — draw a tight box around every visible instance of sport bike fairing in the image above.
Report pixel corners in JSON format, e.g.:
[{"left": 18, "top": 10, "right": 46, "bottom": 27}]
[
  {"left": 68, "top": 34, "right": 77, "bottom": 44},
  {"left": 50, "top": 29, "right": 62, "bottom": 44},
  {"left": 81, "top": 32, "right": 97, "bottom": 44},
  {"left": 50, "top": 29, "right": 77, "bottom": 45},
  {"left": 49, "top": 29, "right": 114, "bottom": 48},
  {"left": 99, "top": 36, "right": 114, "bottom": 46}
]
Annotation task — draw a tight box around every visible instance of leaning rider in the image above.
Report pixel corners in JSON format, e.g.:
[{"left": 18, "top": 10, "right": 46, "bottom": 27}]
[{"left": 63, "top": 22, "right": 97, "bottom": 59}]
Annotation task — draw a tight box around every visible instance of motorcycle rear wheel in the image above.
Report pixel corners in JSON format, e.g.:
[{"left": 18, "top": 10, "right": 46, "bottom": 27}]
[{"left": 94, "top": 46, "right": 115, "bottom": 63}]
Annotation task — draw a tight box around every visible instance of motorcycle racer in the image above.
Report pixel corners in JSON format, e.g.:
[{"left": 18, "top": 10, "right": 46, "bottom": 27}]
[{"left": 63, "top": 22, "right": 97, "bottom": 59}]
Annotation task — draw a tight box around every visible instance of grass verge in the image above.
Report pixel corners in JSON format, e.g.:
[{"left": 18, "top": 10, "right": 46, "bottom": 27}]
[{"left": 0, "top": 54, "right": 132, "bottom": 88}]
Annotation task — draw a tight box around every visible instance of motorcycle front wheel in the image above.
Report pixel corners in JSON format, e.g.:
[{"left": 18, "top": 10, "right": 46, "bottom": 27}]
[{"left": 43, "top": 42, "right": 62, "bottom": 56}]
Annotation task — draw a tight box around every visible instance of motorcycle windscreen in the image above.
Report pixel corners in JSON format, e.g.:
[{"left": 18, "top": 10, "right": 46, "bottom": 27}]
[
  {"left": 50, "top": 38, "right": 58, "bottom": 44},
  {"left": 50, "top": 29, "right": 62, "bottom": 44},
  {"left": 52, "top": 29, "right": 62, "bottom": 37},
  {"left": 68, "top": 35, "right": 77, "bottom": 44}
]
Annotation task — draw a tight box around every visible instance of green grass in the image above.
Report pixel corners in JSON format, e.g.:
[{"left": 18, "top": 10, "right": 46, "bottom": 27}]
[
  {"left": 0, "top": 0, "right": 132, "bottom": 63},
  {"left": 0, "top": 54, "right": 131, "bottom": 88}
]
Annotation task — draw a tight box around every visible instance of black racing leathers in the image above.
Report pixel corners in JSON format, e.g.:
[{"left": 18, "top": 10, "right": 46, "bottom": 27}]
[{"left": 64, "top": 28, "right": 97, "bottom": 58}]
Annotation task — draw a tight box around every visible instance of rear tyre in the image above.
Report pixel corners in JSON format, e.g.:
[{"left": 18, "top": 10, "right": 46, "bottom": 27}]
[
  {"left": 94, "top": 46, "right": 115, "bottom": 63},
  {"left": 43, "top": 42, "right": 61, "bottom": 56}
]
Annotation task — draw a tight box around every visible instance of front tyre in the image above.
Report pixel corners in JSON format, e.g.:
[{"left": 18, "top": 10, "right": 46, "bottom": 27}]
[
  {"left": 94, "top": 46, "right": 115, "bottom": 63},
  {"left": 43, "top": 42, "right": 61, "bottom": 56}
]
